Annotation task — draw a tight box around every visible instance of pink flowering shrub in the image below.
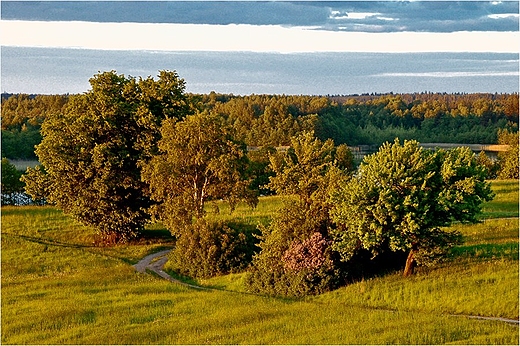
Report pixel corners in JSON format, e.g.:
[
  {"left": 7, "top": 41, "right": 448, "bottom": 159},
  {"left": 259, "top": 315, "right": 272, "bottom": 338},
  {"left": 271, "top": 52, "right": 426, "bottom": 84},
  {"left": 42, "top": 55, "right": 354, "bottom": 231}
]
[{"left": 282, "top": 232, "right": 332, "bottom": 272}]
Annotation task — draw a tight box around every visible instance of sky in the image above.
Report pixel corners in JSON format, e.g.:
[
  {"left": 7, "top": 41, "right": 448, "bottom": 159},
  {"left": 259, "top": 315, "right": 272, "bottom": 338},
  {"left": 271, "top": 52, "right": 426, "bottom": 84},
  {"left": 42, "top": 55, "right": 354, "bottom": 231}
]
[
  {"left": 1, "top": 1, "right": 519, "bottom": 53},
  {"left": 1, "top": 1, "right": 519, "bottom": 95}
]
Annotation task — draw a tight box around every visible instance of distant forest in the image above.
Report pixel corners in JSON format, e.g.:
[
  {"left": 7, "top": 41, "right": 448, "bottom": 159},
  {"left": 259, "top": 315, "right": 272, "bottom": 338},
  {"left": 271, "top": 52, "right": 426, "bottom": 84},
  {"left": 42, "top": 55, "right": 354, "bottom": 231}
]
[{"left": 1, "top": 92, "right": 518, "bottom": 160}]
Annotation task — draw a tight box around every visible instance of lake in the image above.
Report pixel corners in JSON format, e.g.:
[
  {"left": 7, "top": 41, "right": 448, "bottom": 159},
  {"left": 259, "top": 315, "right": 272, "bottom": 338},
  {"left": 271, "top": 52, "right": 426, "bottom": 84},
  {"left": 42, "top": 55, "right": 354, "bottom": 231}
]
[{"left": 1, "top": 47, "right": 518, "bottom": 95}]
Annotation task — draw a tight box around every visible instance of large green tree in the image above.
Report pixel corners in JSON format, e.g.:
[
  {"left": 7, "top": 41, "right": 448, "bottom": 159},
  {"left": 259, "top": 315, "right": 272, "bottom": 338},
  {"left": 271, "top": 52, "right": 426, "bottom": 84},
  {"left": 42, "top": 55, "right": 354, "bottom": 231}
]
[
  {"left": 143, "top": 111, "right": 259, "bottom": 278},
  {"left": 142, "top": 111, "right": 257, "bottom": 236},
  {"left": 330, "top": 139, "right": 494, "bottom": 276},
  {"left": 24, "top": 70, "right": 192, "bottom": 243}
]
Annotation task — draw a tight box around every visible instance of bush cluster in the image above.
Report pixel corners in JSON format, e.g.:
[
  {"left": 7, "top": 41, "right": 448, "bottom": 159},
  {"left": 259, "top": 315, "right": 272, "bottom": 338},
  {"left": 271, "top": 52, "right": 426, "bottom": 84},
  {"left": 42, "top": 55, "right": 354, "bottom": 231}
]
[{"left": 167, "top": 219, "right": 258, "bottom": 279}]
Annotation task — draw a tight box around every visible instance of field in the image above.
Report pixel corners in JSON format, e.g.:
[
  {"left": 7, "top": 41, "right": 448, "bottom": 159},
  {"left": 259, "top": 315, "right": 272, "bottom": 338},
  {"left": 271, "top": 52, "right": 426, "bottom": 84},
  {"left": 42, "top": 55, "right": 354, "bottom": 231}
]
[{"left": 1, "top": 180, "right": 518, "bottom": 344}]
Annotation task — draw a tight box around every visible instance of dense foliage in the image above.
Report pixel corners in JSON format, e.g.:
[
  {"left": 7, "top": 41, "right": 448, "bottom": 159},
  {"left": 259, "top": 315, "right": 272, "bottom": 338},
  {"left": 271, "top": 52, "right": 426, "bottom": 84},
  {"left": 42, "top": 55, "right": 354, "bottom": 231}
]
[
  {"left": 245, "top": 133, "right": 352, "bottom": 296},
  {"left": 1, "top": 94, "right": 68, "bottom": 159},
  {"left": 142, "top": 111, "right": 260, "bottom": 277},
  {"left": 1, "top": 158, "right": 25, "bottom": 205},
  {"left": 1, "top": 73, "right": 513, "bottom": 293},
  {"left": 330, "top": 139, "right": 495, "bottom": 276},
  {"left": 2, "top": 92, "right": 518, "bottom": 160},
  {"left": 196, "top": 92, "right": 518, "bottom": 147},
  {"left": 167, "top": 219, "right": 257, "bottom": 278},
  {"left": 142, "top": 111, "right": 257, "bottom": 236},
  {"left": 23, "top": 71, "right": 193, "bottom": 242},
  {"left": 141, "top": 110, "right": 261, "bottom": 278}
]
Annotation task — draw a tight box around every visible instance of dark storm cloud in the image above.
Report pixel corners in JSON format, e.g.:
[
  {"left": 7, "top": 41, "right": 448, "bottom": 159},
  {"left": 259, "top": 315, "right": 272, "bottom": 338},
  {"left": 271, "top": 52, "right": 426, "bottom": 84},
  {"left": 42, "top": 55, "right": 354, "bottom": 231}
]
[{"left": 2, "top": 1, "right": 518, "bottom": 32}]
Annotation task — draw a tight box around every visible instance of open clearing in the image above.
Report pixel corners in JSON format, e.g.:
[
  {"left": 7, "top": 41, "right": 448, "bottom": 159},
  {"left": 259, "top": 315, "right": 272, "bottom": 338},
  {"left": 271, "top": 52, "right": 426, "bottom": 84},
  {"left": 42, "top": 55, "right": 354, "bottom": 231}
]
[{"left": 1, "top": 180, "right": 518, "bottom": 344}]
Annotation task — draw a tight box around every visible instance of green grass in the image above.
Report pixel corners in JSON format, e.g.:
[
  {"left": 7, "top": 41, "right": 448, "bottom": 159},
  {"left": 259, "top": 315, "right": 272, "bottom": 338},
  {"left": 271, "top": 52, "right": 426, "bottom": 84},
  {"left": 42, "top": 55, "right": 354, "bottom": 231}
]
[
  {"left": 205, "top": 195, "right": 285, "bottom": 227},
  {"left": 481, "top": 179, "right": 519, "bottom": 219},
  {"left": 1, "top": 180, "right": 518, "bottom": 344}
]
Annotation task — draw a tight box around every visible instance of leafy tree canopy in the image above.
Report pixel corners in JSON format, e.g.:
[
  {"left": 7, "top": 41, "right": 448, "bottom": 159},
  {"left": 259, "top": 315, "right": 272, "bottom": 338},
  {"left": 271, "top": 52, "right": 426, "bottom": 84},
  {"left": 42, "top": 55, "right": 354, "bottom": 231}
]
[
  {"left": 2, "top": 92, "right": 517, "bottom": 160},
  {"left": 330, "top": 139, "right": 494, "bottom": 276},
  {"left": 267, "top": 131, "right": 354, "bottom": 203},
  {"left": 142, "top": 111, "right": 257, "bottom": 236},
  {"left": 24, "top": 70, "right": 192, "bottom": 243}
]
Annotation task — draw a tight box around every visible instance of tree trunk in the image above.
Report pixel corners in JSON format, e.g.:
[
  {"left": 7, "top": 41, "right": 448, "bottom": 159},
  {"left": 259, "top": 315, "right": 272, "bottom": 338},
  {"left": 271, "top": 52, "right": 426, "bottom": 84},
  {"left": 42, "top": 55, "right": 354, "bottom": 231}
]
[{"left": 403, "top": 249, "right": 416, "bottom": 277}]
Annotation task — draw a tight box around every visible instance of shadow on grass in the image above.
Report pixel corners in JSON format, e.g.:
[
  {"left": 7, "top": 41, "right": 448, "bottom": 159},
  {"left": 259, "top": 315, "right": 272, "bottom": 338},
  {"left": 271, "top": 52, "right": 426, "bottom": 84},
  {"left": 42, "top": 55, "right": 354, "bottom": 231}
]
[
  {"left": 2, "top": 232, "right": 94, "bottom": 249},
  {"left": 451, "top": 242, "right": 519, "bottom": 260},
  {"left": 141, "top": 226, "right": 174, "bottom": 241}
]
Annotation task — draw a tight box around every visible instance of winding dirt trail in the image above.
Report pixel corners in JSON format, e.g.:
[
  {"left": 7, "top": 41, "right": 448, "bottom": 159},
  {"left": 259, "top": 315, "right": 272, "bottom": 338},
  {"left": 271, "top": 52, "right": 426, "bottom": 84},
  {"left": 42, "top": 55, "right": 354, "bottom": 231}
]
[{"left": 133, "top": 249, "right": 209, "bottom": 290}]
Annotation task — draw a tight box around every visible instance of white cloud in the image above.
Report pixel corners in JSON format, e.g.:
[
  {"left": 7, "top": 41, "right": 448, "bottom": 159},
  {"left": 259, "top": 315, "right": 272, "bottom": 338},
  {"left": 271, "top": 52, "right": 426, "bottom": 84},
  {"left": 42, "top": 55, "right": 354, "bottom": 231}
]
[
  {"left": 1, "top": 20, "right": 518, "bottom": 53},
  {"left": 375, "top": 71, "right": 519, "bottom": 78},
  {"left": 376, "top": 16, "right": 398, "bottom": 21},
  {"left": 330, "top": 12, "right": 381, "bottom": 20},
  {"left": 488, "top": 13, "right": 520, "bottom": 19}
]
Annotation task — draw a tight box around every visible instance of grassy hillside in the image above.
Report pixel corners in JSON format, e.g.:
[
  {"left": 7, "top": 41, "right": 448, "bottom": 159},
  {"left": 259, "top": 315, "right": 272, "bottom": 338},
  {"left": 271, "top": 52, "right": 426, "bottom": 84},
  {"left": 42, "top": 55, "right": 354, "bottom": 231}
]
[{"left": 1, "top": 180, "right": 518, "bottom": 344}]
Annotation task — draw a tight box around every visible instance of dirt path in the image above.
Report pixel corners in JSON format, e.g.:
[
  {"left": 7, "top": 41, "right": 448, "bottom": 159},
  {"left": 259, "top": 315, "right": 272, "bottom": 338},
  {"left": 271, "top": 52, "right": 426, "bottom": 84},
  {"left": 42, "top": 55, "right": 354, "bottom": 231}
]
[{"left": 133, "top": 249, "right": 209, "bottom": 290}]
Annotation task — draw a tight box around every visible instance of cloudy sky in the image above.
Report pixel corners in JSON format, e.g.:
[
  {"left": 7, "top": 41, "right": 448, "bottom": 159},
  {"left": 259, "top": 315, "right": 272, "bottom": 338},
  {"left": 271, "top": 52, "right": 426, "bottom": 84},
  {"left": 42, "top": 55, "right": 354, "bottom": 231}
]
[
  {"left": 1, "top": 1, "right": 518, "bottom": 95},
  {"left": 1, "top": 1, "right": 519, "bottom": 53}
]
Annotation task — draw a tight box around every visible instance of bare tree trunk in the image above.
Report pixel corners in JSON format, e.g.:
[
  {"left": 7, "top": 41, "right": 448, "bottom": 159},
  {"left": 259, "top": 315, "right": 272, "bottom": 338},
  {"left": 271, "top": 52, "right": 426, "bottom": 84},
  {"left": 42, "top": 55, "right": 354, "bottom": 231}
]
[{"left": 403, "top": 249, "right": 416, "bottom": 277}]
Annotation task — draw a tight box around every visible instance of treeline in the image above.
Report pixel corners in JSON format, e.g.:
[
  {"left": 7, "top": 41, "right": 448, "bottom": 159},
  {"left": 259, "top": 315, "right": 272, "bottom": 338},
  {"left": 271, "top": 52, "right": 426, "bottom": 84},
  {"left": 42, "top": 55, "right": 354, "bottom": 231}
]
[
  {"left": 196, "top": 91, "right": 518, "bottom": 146},
  {"left": 2, "top": 92, "right": 518, "bottom": 160},
  {"left": 1, "top": 94, "right": 69, "bottom": 159}
]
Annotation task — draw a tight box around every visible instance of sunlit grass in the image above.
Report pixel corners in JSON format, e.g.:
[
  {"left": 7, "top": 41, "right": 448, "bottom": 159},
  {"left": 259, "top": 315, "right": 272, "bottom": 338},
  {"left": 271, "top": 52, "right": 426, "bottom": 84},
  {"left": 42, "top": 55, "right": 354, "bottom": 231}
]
[
  {"left": 1, "top": 179, "right": 518, "bottom": 344},
  {"left": 205, "top": 195, "right": 285, "bottom": 227},
  {"left": 481, "top": 179, "right": 519, "bottom": 219}
]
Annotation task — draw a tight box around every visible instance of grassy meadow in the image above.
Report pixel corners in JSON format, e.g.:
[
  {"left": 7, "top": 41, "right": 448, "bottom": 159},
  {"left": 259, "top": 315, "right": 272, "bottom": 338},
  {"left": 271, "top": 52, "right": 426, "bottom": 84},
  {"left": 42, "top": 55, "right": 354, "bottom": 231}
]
[{"left": 1, "top": 180, "right": 519, "bottom": 344}]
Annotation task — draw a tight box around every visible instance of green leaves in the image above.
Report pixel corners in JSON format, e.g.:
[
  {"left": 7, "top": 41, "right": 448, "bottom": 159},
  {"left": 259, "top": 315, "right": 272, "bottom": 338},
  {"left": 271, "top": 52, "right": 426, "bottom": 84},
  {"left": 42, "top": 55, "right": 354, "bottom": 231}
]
[
  {"left": 246, "top": 134, "right": 352, "bottom": 296},
  {"left": 1, "top": 158, "right": 25, "bottom": 205},
  {"left": 142, "top": 111, "right": 257, "bottom": 236},
  {"left": 267, "top": 131, "right": 351, "bottom": 204},
  {"left": 330, "top": 139, "right": 494, "bottom": 272},
  {"left": 24, "top": 70, "right": 191, "bottom": 243}
]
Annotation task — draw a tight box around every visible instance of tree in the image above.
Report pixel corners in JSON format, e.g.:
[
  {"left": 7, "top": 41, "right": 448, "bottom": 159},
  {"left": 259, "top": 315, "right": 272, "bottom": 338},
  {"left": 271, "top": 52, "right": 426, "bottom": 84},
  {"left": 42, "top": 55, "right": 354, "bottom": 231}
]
[
  {"left": 267, "top": 132, "right": 353, "bottom": 203},
  {"left": 1, "top": 158, "right": 25, "bottom": 205},
  {"left": 245, "top": 146, "right": 277, "bottom": 196},
  {"left": 21, "top": 165, "right": 49, "bottom": 205},
  {"left": 476, "top": 151, "right": 499, "bottom": 180},
  {"left": 143, "top": 111, "right": 259, "bottom": 278},
  {"left": 497, "top": 129, "right": 519, "bottom": 179},
  {"left": 330, "top": 139, "right": 494, "bottom": 276},
  {"left": 24, "top": 70, "right": 192, "bottom": 243},
  {"left": 142, "top": 111, "right": 257, "bottom": 236},
  {"left": 245, "top": 133, "right": 352, "bottom": 296},
  {"left": 165, "top": 218, "right": 254, "bottom": 278}
]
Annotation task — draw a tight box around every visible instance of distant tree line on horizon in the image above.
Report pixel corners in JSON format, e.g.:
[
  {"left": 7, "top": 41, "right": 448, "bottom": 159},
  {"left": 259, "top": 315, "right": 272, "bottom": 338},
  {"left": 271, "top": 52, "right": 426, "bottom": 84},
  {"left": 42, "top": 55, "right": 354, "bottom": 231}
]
[{"left": 1, "top": 91, "right": 518, "bottom": 160}]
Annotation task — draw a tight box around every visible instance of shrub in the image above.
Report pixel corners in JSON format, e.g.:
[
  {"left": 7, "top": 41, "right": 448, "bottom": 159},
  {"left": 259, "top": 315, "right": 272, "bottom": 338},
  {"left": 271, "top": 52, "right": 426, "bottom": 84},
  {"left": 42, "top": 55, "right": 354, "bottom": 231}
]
[
  {"left": 244, "top": 200, "right": 343, "bottom": 297},
  {"left": 167, "top": 219, "right": 257, "bottom": 278}
]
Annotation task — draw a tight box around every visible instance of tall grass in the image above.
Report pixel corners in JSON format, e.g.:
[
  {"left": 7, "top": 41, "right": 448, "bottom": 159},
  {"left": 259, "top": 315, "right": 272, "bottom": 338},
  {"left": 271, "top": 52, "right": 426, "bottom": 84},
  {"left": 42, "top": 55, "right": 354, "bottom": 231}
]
[{"left": 1, "top": 180, "right": 518, "bottom": 344}]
